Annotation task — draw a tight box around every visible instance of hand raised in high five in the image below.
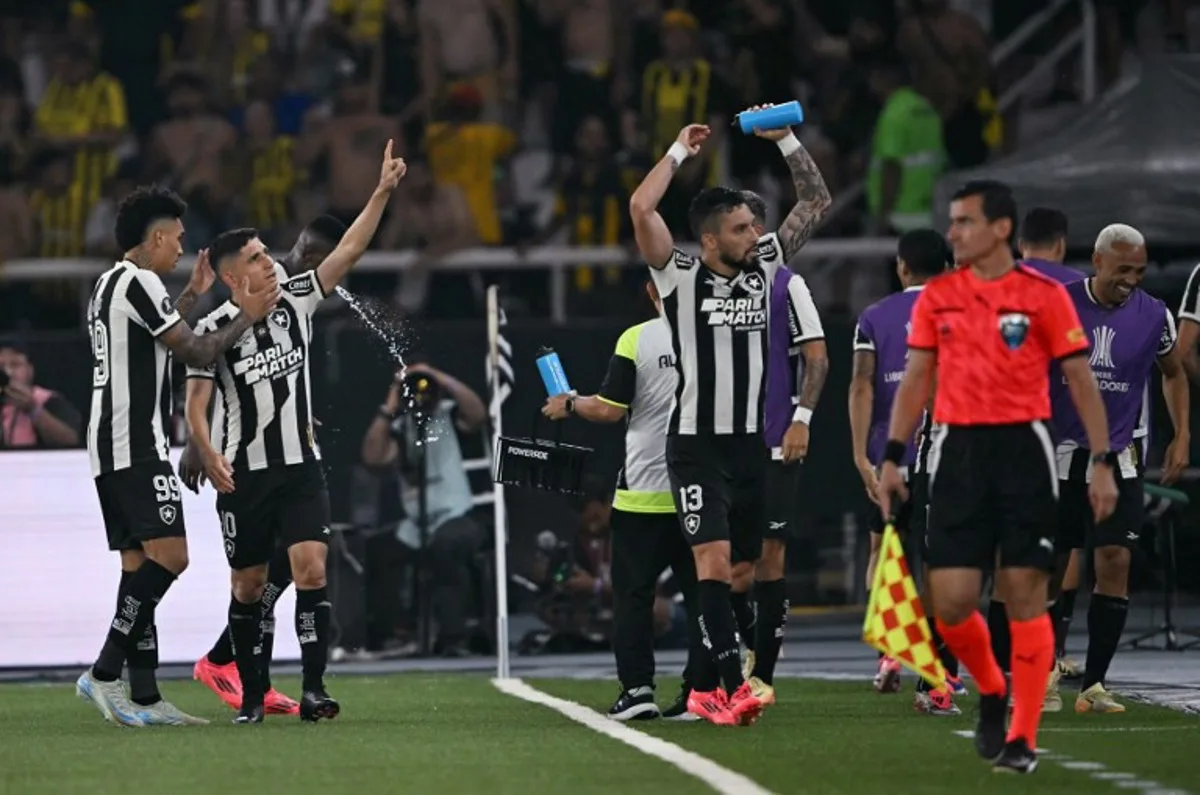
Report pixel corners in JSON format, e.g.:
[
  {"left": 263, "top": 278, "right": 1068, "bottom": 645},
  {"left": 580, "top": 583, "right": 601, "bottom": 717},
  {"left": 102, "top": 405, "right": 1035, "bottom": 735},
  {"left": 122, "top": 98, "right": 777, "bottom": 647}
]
[{"left": 378, "top": 138, "right": 408, "bottom": 191}]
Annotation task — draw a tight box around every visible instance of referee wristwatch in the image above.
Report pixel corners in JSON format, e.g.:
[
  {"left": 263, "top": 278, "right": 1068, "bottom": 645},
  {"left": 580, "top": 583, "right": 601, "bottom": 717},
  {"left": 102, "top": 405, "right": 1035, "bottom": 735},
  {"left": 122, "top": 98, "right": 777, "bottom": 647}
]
[
  {"left": 564, "top": 395, "right": 576, "bottom": 415},
  {"left": 1091, "top": 450, "right": 1119, "bottom": 469}
]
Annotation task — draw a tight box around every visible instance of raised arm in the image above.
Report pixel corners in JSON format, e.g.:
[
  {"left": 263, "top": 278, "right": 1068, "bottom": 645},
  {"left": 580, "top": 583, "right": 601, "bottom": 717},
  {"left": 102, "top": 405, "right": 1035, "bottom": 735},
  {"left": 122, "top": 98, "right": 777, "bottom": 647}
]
[
  {"left": 629, "top": 124, "right": 709, "bottom": 269},
  {"left": 746, "top": 105, "right": 833, "bottom": 260},
  {"left": 314, "top": 139, "right": 407, "bottom": 295}
]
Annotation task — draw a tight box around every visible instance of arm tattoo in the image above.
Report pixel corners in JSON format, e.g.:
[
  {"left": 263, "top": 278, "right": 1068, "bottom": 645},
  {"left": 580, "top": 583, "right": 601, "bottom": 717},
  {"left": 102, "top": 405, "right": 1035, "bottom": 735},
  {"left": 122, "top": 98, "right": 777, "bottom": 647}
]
[
  {"left": 778, "top": 143, "right": 833, "bottom": 260},
  {"left": 798, "top": 356, "right": 829, "bottom": 411},
  {"left": 168, "top": 313, "right": 255, "bottom": 368},
  {"left": 174, "top": 287, "right": 200, "bottom": 318},
  {"left": 852, "top": 351, "right": 875, "bottom": 381}
]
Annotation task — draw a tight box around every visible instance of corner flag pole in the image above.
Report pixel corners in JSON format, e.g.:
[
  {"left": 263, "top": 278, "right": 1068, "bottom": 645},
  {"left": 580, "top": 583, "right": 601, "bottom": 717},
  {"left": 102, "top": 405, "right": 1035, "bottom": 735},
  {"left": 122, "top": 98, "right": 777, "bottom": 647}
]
[{"left": 486, "top": 285, "right": 511, "bottom": 679}]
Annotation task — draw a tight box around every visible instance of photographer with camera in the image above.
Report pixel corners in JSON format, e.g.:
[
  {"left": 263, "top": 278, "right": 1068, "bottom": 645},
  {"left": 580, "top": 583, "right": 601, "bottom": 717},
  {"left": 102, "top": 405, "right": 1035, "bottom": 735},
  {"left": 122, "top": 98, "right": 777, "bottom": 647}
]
[
  {"left": 361, "top": 358, "right": 489, "bottom": 656},
  {"left": 0, "top": 344, "right": 81, "bottom": 450}
]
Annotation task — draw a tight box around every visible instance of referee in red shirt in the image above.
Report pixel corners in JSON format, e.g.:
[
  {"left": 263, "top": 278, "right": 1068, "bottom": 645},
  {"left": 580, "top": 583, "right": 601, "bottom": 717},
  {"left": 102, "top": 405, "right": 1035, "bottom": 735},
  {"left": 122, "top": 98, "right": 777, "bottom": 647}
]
[{"left": 878, "top": 181, "right": 1118, "bottom": 774}]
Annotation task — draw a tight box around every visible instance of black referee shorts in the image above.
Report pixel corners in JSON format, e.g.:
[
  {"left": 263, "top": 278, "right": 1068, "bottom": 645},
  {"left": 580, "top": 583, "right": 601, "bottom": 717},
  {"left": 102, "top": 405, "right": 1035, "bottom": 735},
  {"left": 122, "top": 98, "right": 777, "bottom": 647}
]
[
  {"left": 216, "top": 460, "right": 331, "bottom": 570},
  {"left": 96, "top": 461, "right": 187, "bottom": 551},
  {"left": 666, "top": 434, "right": 765, "bottom": 564},
  {"left": 925, "top": 422, "right": 1057, "bottom": 572}
]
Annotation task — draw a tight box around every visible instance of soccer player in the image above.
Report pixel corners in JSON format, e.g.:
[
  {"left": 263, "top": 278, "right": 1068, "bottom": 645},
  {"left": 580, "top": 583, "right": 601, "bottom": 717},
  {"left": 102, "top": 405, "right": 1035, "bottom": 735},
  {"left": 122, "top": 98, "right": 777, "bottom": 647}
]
[
  {"left": 629, "top": 109, "right": 831, "bottom": 725},
  {"left": 542, "top": 280, "right": 705, "bottom": 722},
  {"left": 185, "top": 141, "right": 406, "bottom": 723},
  {"left": 878, "top": 180, "right": 1117, "bottom": 773},
  {"left": 850, "top": 228, "right": 961, "bottom": 714},
  {"left": 1049, "top": 223, "right": 1189, "bottom": 714},
  {"left": 185, "top": 215, "right": 348, "bottom": 716},
  {"left": 740, "top": 190, "right": 828, "bottom": 705},
  {"left": 78, "top": 186, "right": 280, "bottom": 726}
]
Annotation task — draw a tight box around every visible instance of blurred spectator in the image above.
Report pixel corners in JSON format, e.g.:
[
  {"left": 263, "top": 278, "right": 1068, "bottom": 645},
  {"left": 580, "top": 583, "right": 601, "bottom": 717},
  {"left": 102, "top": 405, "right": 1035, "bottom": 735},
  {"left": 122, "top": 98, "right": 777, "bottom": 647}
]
[
  {"left": 529, "top": 115, "right": 630, "bottom": 313},
  {"left": 29, "top": 147, "right": 86, "bottom": 258},
  {"left": 0, "top": 85, "right": 32, "bottom": 264},
  {"left": 817, "top": 4, "right": 896, "bottom": 164},
  {"left": 84, "top": 159, "right": 138, "bottom": 258},
  {"left": 238, "top": 99, "right": 301, "bottom": 247},
  {"left": 0, "top": 78, "right": 28, "bottom": 173},
  {"left": 145, "top": 70, "right": 237, "bottom": 248},
  {"left": 897, "top": 0, "right": 996, "bottom": 169},
  {"left": 180, "top": 0, "right": 270, "bottom": 110},
  {"left": 300, "top": 68, "right": 400, "bottom": 232},
  {"left": 360, "top": 360, "right": 490, "bottom": 656},
  {"left": 256, "top": 0, "right": 330, "bottom": 56},
  {"left": 624, "top": 0, "right": 666, "bottom": 83},
  {"left": 379, "top": 158, "right": 475, "bottom": 316},
  {"left": 539, "top": 0, "right": 619, "bottom": 175},
  {"left": 33, "top": 39, "right": 127, "bottom": 212},
  {"left": 67, "top": 0, "right": 195, "bottom": 136},
  {"left": 723, "top": 0, "right": 796, "bottom": 192},
  {"left": 865, "top": 54, "right": 945, "bottom": 235},
  {"left": 623, "top": 10, "right": 727, "bottom": 237},
  {"left": 229, "top": 55, "right": 316, "bottom": 137},
  {"left": 326, "top": 0, "right": 388, "bottom": 49},
  {"left": 0, "top": 344, "right": 81, "bottom": 450},
  {"left": 424, "top": 84, "right": 515, "bottom": 245},
  {"left": 417, "top": 0, "right": 517, "bottom": 121},
  {"left": 373, "top": 0, "right": 424, "bottom": 150}
]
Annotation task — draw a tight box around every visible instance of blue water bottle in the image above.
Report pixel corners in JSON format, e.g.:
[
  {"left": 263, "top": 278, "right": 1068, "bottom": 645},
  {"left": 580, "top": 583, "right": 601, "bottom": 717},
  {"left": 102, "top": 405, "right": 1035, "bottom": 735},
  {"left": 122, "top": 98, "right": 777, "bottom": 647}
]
[
  {"left": 736, "top": 101, "right": 805, "bottom": 135},
  {"left": 536, "top": 347, "right": 572, "bottom": 396}
]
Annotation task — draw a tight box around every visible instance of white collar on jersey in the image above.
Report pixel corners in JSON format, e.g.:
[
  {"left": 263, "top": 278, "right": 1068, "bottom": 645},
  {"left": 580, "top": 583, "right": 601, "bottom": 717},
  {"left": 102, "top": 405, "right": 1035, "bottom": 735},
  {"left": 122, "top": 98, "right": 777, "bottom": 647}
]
[{"left": 903, "top": 285, "right": 926, "bottom": 292}]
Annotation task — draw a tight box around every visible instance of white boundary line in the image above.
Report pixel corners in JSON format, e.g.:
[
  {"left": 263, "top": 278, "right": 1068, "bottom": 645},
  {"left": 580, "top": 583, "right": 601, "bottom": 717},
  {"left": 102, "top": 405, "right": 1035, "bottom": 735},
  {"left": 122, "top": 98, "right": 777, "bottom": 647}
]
[
  {"left": 1037, "top": 726, "right": 1199, "bottom": 734},
  {"left": 493, "top": 678, "right": 775, "bottom": 795},
  {"left": 951, "top": 730, "right": 1192, "bottom": 794}
]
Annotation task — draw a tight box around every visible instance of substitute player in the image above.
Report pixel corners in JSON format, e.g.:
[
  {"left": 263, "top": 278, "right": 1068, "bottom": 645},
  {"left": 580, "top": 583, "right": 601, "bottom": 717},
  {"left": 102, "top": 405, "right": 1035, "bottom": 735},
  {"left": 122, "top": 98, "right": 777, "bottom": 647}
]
[
  {"left": 78, "top": 186, "right": 280, "bottom": 726},
  {"left": 186, "top": 142, "right": 406, "bottom": 723},
  {"left": 542, "top": 280, "right": 705, "bottom": 722},
  {"left": 878, "top": 180, "right": 1118, "bottom": 773},
  {"left": 741, "top": 191, "right": 828, "bottom": 704},
  {"left": 1050, "top": 223, "right": 1189, "bottom": 714},
  {"left": 629, "top": 108, "right": 831, "bottom": 725},
  {"left": 851, "top": 228, "right": 961, "bottom": 714},
  {"left": 186, "top": 215, "right": 348, "bottom": 716}
]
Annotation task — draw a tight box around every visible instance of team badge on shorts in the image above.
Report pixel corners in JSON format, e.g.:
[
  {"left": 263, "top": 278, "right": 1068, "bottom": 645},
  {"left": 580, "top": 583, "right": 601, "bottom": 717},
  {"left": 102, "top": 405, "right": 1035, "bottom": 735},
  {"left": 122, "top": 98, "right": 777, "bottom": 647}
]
[
  {"left": 684, "top": 514, "right": 701, "bottom": 534},
  {"left": 998, "top": 312, "right": 1030, "bottom": 350},
  {"left": 159, "top": 504, "right": 177, "bottom": 525}
]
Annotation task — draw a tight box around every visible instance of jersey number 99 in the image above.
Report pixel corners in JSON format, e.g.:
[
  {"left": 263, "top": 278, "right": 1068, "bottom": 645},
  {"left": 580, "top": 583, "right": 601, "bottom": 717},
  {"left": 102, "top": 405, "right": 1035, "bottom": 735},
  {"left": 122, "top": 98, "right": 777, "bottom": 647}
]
[{"left": 90, "top": 319, "right": 110, "bottom": 388}]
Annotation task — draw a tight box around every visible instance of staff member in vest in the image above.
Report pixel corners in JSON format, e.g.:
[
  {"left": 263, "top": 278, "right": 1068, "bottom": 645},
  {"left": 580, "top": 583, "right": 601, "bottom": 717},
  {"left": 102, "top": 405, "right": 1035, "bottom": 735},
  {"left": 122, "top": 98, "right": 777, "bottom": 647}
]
[
  {"left": 543, "top": 280, "right": 705, "bottom": 723},
  {"left": 361, "top": 358, "right": 489, "bottom": 657},
  {"left": 1048, "top": 224, "right": 1189, "bottom": 715}
]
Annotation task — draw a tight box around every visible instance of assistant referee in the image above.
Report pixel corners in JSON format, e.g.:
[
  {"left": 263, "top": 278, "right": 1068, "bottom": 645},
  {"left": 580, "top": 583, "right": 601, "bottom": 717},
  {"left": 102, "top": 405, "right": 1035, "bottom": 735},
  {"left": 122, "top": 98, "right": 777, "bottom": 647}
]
[{"left": 877, "top": 181, "right": 1118, "bottom": 775}]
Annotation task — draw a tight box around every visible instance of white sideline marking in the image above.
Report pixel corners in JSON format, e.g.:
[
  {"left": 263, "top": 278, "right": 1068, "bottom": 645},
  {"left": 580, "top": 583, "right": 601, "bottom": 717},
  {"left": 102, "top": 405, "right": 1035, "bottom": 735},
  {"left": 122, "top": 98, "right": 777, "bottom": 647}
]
[
  {"left": 1037, "top": 726, "right": 1199, "bottom": 733},
  {"left": 952, "top": 731, "right": 1192, "bottom": 794},
  {"left": 493, "top": 678, "right": 774, "bottom": 795}
]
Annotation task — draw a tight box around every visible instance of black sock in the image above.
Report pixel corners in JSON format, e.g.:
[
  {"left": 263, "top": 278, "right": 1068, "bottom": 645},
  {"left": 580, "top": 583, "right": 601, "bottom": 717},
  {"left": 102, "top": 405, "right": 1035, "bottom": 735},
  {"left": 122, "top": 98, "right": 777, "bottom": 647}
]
[
  {"left": 1055, "top": 588, "right": 1078, "bottom": 658},
  {"left": 729, "top": 589, "right": 757, "bottom": 651},
  {"left": 229, "top": 595, "right": 264, "bottom": 702},
  {"left": 987, "top": 599, "right": 1011, "bottom": 674},
  {"left": 296, "top": 587, "right": 331, "bottom": 692},
  {"left": 928, "top": 617, "right": 960, "bottom": 678},
  {"left": 93, "top": 560, "right": 176, "bottom": 681},
  {"left": 750, "top": 579, "right": 786, "bottom": 685},
  {"left": 259, "top": 577, "right": 287, "bottom": 691},
  {"left": 1082, "top": 594, "right": 1129, "bottom": 690},
  {"left": 127, "top": 621, "right": 161, "bottom": 706},
  {"left": 696, "top": 580, "right": 743, "bottom": 695},
  {"left": 207, "top": 628, "right": 235, "bottom": 666}
]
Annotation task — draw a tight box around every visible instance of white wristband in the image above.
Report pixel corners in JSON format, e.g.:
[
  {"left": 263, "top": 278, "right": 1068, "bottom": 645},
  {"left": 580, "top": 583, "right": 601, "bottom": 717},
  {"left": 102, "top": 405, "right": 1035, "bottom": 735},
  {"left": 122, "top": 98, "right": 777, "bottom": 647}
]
[
  {"left": 666, "top": 141, "right": 690, "bottom": 166},
  {"left": 776, "top": 133, "right": 802, "bottom": 157},
  {"left": 792, "top": 406, "right": 813, "bottom": 425}
]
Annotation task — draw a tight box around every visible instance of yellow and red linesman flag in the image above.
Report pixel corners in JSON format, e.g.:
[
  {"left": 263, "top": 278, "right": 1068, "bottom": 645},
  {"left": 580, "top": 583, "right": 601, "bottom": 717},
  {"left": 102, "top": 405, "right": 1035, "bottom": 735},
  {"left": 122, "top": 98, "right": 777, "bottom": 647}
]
[{"left": 862, "top": 522, "right": 947, "bottom": 690}]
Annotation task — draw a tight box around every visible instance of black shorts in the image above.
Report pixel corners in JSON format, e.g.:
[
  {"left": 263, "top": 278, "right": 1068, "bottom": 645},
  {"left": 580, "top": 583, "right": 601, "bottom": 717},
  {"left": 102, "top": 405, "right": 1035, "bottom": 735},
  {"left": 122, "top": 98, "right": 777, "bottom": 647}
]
[
  {"left": 925, "top": 422, "right": 1057, "bottom": 572},
  {"left": 96, "top": 461, "right": 188, "bottom": 551},
  {"left": 1057, "top": 476, "right": 1144, "bottom": 552},
  {"left": 216, "top": 460, "right": 331, "bottom": 570},
  {"left": 764, "top": 458, "right": 802, "bottom": 540},
  {"left": 666, "top": 434, "right": 765, "bottom": 565}
]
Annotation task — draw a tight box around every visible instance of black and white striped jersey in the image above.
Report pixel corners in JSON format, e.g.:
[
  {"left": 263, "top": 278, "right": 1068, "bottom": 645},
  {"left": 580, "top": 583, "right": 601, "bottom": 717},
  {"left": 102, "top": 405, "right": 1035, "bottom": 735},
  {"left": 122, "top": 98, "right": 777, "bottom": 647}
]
[
  {"left": 86, "top": 261, "right": 182, "bottom": 477},
  {"left": 187, "top": 265, "right": 325, "bottom": 471},
  {"left": 651, "top": 233, "right": 784, "bottom": 436}
]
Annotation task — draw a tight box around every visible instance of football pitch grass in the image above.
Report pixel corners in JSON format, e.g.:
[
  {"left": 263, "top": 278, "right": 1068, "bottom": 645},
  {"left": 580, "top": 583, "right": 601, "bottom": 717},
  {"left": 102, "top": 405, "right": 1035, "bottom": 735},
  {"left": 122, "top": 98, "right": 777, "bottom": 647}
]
[{"left": 2, "top": 674, "right": 1196, "bottom": 795}]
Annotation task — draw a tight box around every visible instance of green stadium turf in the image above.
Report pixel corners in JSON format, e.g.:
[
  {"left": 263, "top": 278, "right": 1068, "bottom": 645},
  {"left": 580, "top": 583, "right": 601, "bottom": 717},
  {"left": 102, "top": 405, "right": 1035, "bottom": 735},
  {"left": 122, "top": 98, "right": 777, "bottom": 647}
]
[{"left": 1, "top": 675, "right": 1195, "bottom": 794}]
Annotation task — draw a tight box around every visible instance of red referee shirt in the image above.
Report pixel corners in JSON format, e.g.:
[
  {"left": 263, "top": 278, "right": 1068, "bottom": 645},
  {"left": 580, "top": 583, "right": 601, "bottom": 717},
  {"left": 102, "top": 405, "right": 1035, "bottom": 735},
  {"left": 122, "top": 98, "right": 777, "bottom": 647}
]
[{"left": 908, "top": 264, "right": 1089, "bottom": 425}]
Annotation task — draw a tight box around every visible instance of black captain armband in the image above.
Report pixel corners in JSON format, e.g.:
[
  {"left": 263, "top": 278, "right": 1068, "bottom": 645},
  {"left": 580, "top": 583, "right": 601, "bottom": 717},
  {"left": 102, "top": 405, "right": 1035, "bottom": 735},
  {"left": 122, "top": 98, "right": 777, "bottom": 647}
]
[{"left": 883, "top": 440, "right": 907, "bottom": 466}]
